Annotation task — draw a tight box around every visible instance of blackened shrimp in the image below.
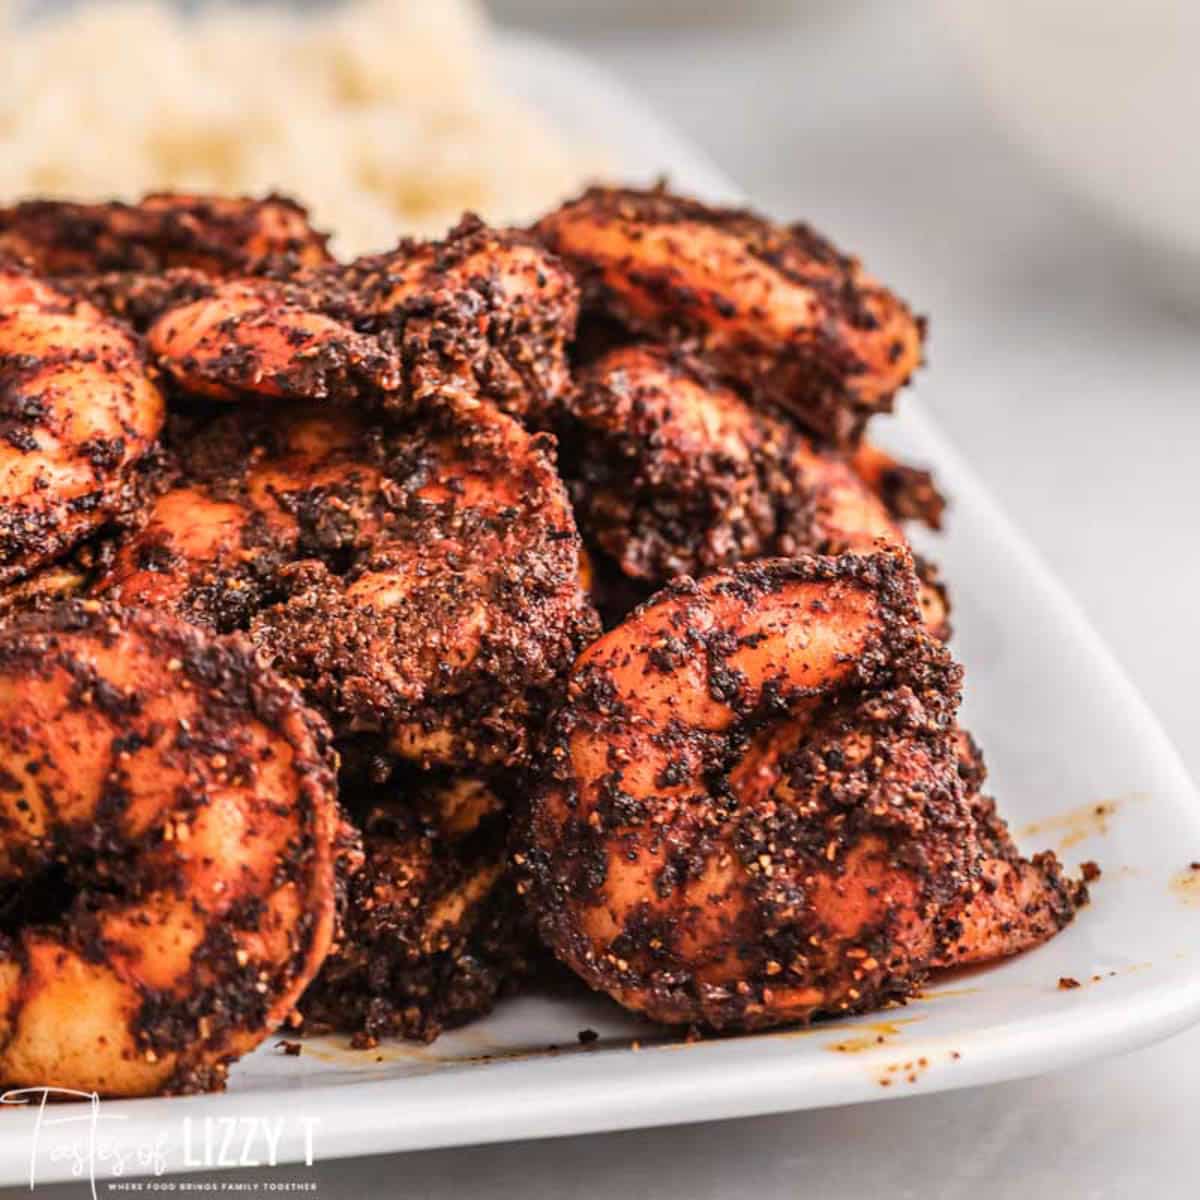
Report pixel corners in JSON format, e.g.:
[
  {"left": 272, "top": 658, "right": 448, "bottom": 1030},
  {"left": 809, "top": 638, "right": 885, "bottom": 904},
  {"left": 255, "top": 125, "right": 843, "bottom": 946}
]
[
  {"left": 142, "top": 215, "right": 578, "bottom": 419},
  {"left": 0, "top": 193, "right": 330, "bottom": 277},
  {"left": 251, "top": 400, "right": 600, "bottom": 768},
  {"left": 336, "top": 215, "right": 579, "bottom": 422},
  {"left": 96, "top": 401, "right": 599, "bottom": 768},
  {"left": 561, "top": 344, "right": 949, "bottom": 634},
  {"left": 0, "top": 270, "right": 164, "bottom": 584},
  {"left": 560, "top": 344, "right": 791, "bottom": 581},
  {"left": 0, "top": 602, "right": 339, "bottom": 1097},
  {"left": 146, "top": 279, "right": 402, "bottom": 404},
  {"left": 535, "top": 186, "right": 924, "bottom": 445},
  {"left": 520, "top": 554, "right": 1081, "bottom": 1031}
]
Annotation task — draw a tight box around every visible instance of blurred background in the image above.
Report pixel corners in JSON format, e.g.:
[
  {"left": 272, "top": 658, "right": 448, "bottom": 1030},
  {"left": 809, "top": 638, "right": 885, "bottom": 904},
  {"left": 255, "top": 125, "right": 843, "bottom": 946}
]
[{"left": 2, "top": 2, "right": 1198, "bottom": 1196}]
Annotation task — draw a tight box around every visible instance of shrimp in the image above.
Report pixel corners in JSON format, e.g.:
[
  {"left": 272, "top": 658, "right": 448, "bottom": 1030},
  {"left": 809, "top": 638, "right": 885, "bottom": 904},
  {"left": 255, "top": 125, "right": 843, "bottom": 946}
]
[
  {"left": 146, "top": 278, "right": 403, "bottom": 404},
  {"left": 560, "top": 344, "right": 789, "bottom": 581},
  {"left": 561, "top": 344, "right": 950, "bottom": 635},
  {"left": 535, "top": 186, "right": 924, "bottom": 445},
  {"left": 0, "top": 270, "right": 165, "bottom": 585},
  {"left": 0, "top": 193, "right": 330, "bottom": 277},
  {"left": 143, "top": 215, "right": 577, "bottom": 419},
  {"left": 250, "top": 399, "right": 600, "bottom": 768},
  {"left": 300, "top": 772, "right": 532, "bottom": 1045},
  {"left": 337, "top": 214, "right": 579, "bottom": 422},
  {"left": 520, "top": 553, "right": 1081, "bottom": 1031},
  {"left": 96, "top": 401, "right": 599, "bottom": 769},
  {"left": 0, "top": 602, "right": 339, "bottom": 1096}
]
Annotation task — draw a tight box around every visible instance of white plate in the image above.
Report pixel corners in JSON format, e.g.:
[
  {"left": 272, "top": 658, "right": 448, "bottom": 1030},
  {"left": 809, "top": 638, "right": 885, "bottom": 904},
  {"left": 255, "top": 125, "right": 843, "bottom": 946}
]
[{"left": 3, "top": 32, "right": 1199, "bottom": 1188}]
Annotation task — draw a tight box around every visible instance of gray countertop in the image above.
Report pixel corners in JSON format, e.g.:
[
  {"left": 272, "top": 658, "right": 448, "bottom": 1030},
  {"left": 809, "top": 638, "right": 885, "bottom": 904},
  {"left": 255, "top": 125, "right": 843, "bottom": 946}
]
[{"left": 8, "top": 3, "right": 1198, "bottom": 1196}]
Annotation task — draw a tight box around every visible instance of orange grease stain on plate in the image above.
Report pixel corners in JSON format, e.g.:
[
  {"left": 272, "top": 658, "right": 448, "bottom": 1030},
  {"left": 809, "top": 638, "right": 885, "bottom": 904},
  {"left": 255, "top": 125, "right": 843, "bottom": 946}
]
[
  {"left": 1018, "top": 793, "right": 1146, "bottom": 852},
  {"left": 916, "top": 986, "right": 981, "bottom": 1002},
  {"left": 822, "top": 1016, "right": 925, "bottom": 1054},
  {"left": 302, "top": 1025, "right": 711, "bottom": 1068},
  {"left": 298, "top": 1039, "right": 437, "bottom": 1067},
  {"left": 763, "top": 1012, "right": 923, "bottom": 1045},
  {"left": 299, "top": 1038, "right": 571, "bottom": 1071},
  {"left": 1170, "top": 865, "right": 1200, "bottom": 908}
]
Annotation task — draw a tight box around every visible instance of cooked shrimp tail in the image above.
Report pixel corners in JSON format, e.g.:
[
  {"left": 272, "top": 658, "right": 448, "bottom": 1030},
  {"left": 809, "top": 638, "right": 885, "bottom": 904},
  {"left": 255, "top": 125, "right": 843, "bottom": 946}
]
[{"left": 851, "top": 442, "right": 946, "bottom": 529}]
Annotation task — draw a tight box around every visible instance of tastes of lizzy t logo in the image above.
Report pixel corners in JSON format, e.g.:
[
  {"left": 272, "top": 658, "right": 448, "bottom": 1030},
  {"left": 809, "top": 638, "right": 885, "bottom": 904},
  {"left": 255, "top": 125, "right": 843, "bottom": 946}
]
[
  {"left": 1, "top": 1089, "right": 321, "bottom": 1196},
  {"left": 2, "top": 1088, "right": 142, "bottom": 1200}
]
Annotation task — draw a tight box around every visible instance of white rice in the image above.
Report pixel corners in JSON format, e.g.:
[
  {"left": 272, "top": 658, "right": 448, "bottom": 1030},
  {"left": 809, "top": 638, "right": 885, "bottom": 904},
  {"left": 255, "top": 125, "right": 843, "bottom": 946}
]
[{"left": 0, "top": 0, "right": 603, "bottom": 255}]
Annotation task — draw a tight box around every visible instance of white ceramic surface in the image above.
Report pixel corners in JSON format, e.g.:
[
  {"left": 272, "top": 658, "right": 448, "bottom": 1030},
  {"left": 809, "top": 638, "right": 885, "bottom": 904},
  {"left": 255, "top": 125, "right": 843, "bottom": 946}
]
[{"left": 2, "top": 32, "right": 1198, "bottom": 1189}]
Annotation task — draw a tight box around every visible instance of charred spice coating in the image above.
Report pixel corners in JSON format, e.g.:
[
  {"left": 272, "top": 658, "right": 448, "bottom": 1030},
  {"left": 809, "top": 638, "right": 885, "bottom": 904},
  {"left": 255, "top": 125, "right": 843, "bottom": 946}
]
[
  {"left": 300, "top": 771, "right": 536, "bottom": 1043},
  {"left": 518, "top": 553, "right": 1082, "bottom": 1031},
  {"left": 0, "top": 194, "right": 331, "bottom": 278},
  {"left": 0, "top": 600, "right": 339, "bottom": 1096},
  {"left": 0, "top": 269, "right": 165, "bottom": 585},
  {"left": 95, "top": 398, "right": 599, "bottom": 770}
]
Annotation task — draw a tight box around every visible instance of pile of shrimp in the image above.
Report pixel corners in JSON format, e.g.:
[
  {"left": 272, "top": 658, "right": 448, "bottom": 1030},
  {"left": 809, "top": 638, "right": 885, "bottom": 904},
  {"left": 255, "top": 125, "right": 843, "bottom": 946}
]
[{"left": 0, "top": 187, "right": 1085, "bottom": 1096}]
